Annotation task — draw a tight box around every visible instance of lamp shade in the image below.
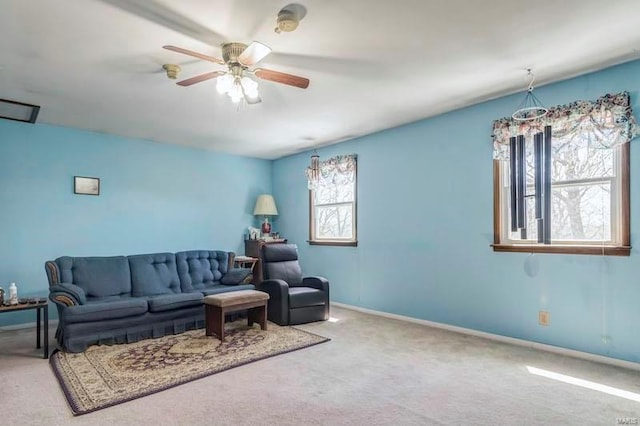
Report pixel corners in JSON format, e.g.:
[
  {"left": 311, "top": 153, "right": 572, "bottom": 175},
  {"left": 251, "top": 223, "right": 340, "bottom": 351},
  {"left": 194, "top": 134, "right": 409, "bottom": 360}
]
[{"left": 253, "top": 194, "right": 278, "bottom": 216}]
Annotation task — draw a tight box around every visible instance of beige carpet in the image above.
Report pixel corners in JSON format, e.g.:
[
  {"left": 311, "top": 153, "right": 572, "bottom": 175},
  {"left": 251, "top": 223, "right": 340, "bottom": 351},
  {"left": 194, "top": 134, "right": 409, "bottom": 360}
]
[
  {"left": 50, "top": 320, "right": 329, "bottom": 415},
  {"left": 3, "top": 306, "right": 640, "bottom": 425}
]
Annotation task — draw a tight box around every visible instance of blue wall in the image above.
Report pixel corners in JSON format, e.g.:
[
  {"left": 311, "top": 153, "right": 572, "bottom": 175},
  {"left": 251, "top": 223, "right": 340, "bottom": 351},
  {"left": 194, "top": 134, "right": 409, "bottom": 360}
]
[
  {"left": 273, "top": 59, "right": 640, "bottom": 363},
  {"left": 0, "top": 121, "right": 271, "bottom": 325},
  {"left": 3, "top": 60, "right": 640, "bottom": 363}
]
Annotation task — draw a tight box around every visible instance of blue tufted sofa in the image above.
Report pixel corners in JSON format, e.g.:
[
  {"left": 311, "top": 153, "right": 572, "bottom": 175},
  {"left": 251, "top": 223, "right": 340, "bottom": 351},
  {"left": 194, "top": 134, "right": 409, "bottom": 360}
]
[{"left": 45, "top": 250, "right": 254, "bottom": 353}]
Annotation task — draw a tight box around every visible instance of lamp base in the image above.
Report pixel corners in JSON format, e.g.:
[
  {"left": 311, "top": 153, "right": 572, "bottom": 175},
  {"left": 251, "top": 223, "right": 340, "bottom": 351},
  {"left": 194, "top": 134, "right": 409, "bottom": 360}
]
[{"left": 261, "top": 218, "right": 272, "bottom": 235}]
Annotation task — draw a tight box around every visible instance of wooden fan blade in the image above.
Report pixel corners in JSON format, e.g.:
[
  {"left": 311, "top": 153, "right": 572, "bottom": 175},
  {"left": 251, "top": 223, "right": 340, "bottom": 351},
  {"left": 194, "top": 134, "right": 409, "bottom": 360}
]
[
  {"left": 238, "top": 41, "right": 271, "bottom": 66},
  {"left": 177, "top": 71, "right": 226, "bottom": 86},
  {"left": 163, "top": 45, "right": 225, "bottom": 65},
  {"left": 254, "top": 68, "right": 309, "bottom": 89}
]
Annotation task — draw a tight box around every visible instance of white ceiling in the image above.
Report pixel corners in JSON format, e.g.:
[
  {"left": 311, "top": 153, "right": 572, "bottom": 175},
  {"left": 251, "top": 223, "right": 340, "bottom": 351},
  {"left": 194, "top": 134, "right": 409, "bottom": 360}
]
[{"left": 3, "top": 0, "right": 640, "bottom": 159}]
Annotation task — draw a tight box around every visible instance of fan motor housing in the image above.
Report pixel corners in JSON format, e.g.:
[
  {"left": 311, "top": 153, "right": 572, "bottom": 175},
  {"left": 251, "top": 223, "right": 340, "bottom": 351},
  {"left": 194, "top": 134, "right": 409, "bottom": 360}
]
[{"left": 221, "top": 43, "right": 248, "bottom": 64}]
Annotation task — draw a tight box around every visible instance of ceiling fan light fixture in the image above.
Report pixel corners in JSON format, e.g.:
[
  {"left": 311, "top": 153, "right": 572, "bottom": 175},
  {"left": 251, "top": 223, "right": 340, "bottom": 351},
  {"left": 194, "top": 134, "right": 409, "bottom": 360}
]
[
  {"left": 165, "top": 39, "right": 307, "bottom": 105},
  {"left": 217, "top": 74, "right": 261, "bottom": 103},
  {"left": 229, "top": 83, "right": 244, "bottom": 103},
  {"left": 241, "top": 77, "right": 259, "bottom": 97},
  {"left": 216, "top": 74, "right": 234, "bottom": 94}
]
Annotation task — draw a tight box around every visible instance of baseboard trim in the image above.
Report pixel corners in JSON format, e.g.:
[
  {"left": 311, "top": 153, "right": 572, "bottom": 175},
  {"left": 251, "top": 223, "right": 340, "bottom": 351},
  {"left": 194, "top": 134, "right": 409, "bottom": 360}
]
[
  {"left": 0, "top": 319, "right": 58, "bottom": 332},
  {"left": 332, "top": 302, "right": 640, "bottom": 372}
]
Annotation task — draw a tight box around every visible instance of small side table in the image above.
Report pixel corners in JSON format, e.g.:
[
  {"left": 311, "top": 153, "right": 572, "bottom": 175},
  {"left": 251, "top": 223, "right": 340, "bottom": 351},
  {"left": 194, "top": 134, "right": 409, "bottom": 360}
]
[
  {"left": 234, "top": 255, "right": 259, "bottom": 272},
  {"left": 234, "top": 256, "right": 259, "bottom": 284},
  {"left": 0, "top": 300, "right": 48, "bottom": 359}
]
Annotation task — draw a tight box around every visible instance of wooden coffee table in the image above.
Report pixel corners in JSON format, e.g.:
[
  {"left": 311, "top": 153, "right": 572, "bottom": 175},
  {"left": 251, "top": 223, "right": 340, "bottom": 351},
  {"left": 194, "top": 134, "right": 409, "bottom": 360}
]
[{"left": 204, "top": 290, "right": 269, "bottom": 341}]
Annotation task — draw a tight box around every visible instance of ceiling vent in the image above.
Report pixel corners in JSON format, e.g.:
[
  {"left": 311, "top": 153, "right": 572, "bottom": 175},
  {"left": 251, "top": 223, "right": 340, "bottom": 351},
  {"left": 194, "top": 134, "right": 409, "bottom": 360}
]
[{"left": 0, "top": 99, "right": 40, "bottom": 123}]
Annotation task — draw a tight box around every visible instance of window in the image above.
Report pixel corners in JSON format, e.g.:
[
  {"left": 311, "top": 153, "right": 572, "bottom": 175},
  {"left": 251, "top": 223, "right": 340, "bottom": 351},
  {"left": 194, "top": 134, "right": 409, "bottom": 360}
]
[
  {"left": 492, "top": 92, "right": 636, "bottom": 256},
  {"left": 307, "top": 154, "right": 357, "bottom": 246}
]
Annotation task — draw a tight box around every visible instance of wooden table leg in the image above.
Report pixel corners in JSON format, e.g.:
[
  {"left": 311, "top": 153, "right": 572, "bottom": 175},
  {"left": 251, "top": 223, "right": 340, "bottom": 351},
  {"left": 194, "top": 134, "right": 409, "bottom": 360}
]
[
  {"left": 248, "top": 303, "right": 267, "bottom": 330},
  {"left": 36, "top": 307, "right": 41, "bottom": 349},
  {"left": 205, "top": 305, "right": 214, "bottom": 336},
  {"left": 44, "top": 304, "right": 49, "bottom": 359},
  {"left": 259, "top": 303, "right": 267, "bottom": 331},
  {"left": 217, "top": 308, "right": 225, "bottom": 341},
  {"left": 206, "top": 305, "right": 225, "bottom": 341}
]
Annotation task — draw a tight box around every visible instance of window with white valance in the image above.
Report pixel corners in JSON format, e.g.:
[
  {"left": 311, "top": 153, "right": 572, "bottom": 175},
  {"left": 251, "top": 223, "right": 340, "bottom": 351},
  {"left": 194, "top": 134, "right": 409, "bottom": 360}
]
[
  {"left": 491, "top": 92, "right": 638, "bottom": 255},
  {"left": 306, "top": 154, "right": 357, "bottom": 246}
]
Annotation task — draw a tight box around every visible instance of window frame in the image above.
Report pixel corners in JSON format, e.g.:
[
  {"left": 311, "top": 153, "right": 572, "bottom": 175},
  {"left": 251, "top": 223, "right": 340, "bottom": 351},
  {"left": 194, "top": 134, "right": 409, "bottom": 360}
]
[
  {"left": 492, "top": 143, "right": 630, "bottom": 256},
  {"left": 308, "top": 162, "right": 358, "bottom": 247}
]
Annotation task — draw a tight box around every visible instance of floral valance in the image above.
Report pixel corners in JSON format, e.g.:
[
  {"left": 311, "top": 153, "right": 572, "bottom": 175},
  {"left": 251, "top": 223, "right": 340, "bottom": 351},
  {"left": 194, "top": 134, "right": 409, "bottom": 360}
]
[
  {"left": 305, "top": 154, "right": 356, "bottom": 190},
  {"left": 492, "top": 92, "right": 639, "bottom": 160}
]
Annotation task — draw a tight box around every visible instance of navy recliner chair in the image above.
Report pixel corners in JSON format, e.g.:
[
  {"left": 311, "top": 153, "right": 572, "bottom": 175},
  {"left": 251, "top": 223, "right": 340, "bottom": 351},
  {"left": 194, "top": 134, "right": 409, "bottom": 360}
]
[{"left": 259, "top": 244, "right": 329, "bottom": 326}]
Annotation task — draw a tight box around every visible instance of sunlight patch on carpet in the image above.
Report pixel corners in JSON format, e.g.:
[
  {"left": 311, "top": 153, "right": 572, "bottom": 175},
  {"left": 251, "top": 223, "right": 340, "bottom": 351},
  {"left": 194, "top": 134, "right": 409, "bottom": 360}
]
[{"left": 527, "top": 366, "right": 640, "bottom": 402}]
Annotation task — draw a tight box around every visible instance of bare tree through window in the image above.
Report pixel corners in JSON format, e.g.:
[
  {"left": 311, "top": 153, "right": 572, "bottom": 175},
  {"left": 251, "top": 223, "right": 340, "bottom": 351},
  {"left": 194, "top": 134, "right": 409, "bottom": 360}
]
[
  {"left": 492, "top": 92, "right": 634, "bottom": 255},
  {"left": 309, "top": 154, "right": 357, "bottom": 245},
  {"left": 510, "top": 134, "right": 615, "bottom": 242}
]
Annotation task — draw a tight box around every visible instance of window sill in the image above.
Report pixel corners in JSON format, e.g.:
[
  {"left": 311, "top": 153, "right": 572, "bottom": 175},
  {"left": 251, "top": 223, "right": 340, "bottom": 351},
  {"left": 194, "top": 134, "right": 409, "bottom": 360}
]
[
  {"left": 491, "top": 244, "right": 630, "bottom": 256},
  {"left": 308, "top": 240, "right": 358, "bottom": 247}
]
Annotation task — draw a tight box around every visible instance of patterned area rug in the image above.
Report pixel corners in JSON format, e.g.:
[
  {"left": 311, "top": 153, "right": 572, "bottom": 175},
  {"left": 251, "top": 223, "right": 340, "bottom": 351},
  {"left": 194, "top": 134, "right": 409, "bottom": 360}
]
[{"left": 50, "top": 321, "right": 329, "bottom": 415}]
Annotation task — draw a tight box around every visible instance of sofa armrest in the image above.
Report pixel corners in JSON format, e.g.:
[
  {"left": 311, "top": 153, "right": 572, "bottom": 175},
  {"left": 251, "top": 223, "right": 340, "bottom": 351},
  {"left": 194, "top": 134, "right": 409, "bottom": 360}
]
[
  {"left": 45, "top": 260, "right": 61, "bottom": 285},
  {"left": 302, "top": 276, "right": 329, "bottom": 292},
  {"left": 259, "top": 279, "right": 289, "bottom": 298},
  {"left": 258, "top": 279, "right": 290, "bottom": 325},
  {"left": 49, "top": 283, "right": 87, "bottom": 306},
  {"left": 221, "top": 268, "right": 252, "bottom": 285}
]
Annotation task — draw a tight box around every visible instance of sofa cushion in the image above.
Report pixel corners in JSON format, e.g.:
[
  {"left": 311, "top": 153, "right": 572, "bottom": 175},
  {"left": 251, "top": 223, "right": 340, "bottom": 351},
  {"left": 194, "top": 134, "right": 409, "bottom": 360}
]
[
  {"left": 128, "top": 253, "right": 181, "bottom": 297},
  {"left": 200, "top": 283, "right": 255, "bottom": 296},
  {"left": 289, "top": 287, "right": 325, "bottom": 309},
  {"left": 56, "top": 256, "right": 131, "bottom": 298},
  {"left": 62, "top": 298, "right": 148, "bottom": 324},
  {"left": 147, "top": 293, "right": 204, "bottom": 313},
  {"left": 176, "top": 250, "right": 229, "bottom": 292},
  {"left": 220, "top": 268, "right": 252, "bottom": 285}
]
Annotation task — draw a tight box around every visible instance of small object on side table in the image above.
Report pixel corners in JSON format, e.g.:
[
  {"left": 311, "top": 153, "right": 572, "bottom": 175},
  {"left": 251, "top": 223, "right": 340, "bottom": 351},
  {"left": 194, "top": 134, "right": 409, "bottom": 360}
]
[{"left": 8, "top": 282, "right": 18, "bottom": 305}]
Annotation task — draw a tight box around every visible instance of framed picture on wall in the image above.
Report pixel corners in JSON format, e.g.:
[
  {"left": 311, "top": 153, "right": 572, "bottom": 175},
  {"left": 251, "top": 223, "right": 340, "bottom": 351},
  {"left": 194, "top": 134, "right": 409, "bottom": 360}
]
[{"left": 74, "top": 176, "right": 100, "bottom": 195}]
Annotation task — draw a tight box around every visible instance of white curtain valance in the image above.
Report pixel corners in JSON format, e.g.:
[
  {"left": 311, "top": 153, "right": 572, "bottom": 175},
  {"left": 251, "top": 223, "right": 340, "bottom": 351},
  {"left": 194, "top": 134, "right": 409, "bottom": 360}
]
[
  {"left": 492, "top": 92, "right": 638, "bottom": 160},
  {"left": 305, "top": 154, "right": 356, "bottom": 190}
]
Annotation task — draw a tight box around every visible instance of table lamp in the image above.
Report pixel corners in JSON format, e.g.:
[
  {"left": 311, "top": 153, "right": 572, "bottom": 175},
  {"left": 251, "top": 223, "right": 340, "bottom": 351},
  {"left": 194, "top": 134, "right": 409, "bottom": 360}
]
[{"left": 253, "top": 194, "right": 278, "bottom": 235}]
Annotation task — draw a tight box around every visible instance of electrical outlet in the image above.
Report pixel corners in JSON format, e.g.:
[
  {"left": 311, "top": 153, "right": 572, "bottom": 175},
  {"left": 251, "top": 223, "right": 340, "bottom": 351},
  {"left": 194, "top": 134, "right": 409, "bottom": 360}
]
[{"left": 538, "top": 311, "right": 550, "bottom": 326}]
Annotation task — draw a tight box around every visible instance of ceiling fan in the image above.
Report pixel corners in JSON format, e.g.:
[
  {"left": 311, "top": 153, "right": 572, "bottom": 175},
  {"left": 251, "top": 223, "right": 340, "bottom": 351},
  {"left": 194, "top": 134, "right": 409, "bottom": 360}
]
[{"left": 163, "top": 41, "right": 310, "bottom": 104}]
